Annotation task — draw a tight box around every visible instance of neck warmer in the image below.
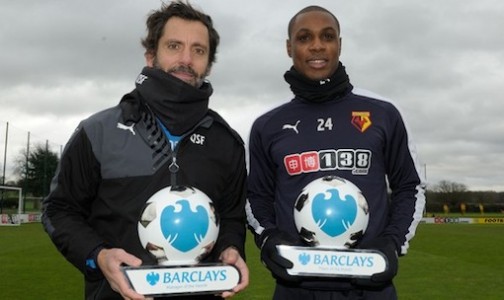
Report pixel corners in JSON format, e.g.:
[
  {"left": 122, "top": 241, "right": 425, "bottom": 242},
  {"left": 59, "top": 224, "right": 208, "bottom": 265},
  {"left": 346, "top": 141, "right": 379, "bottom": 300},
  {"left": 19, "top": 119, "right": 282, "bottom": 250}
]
[
  {"left": 135, "top": 66, "right": 212, "bottom": 135},
  {"left": 284, "top": 62, "right": 353, "bottom": 103}
]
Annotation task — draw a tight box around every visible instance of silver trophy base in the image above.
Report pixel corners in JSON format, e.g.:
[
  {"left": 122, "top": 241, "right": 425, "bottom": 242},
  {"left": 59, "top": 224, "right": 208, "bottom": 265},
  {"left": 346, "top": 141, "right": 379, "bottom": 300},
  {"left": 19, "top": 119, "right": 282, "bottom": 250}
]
[
  {"left": 277, "top": 245, "right": 388, "bottom": 278},
  {"left": 122, "top": 263, "right": 240, "bottom": 297}
]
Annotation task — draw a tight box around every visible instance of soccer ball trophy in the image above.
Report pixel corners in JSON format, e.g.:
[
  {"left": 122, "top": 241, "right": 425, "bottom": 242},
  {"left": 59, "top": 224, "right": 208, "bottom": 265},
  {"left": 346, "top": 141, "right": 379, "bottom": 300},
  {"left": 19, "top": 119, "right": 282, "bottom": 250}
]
[
  {"left": 137, "top": 186, "right": 219, "bottom": 265},
  {"left": 277, "top": 176, "right": 388, "bottom": 278},
  {"left": 294, "top": 176, "right": 369, "bottom": 248},
  {"left": 122, "top": 186, "right": 239, "bottom": 296}
]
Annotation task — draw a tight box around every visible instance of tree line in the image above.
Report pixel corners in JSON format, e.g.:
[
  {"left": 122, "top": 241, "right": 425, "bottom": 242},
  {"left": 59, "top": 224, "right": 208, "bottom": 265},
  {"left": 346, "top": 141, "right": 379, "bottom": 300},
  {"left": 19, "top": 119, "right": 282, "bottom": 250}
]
[
  {"left": 1, "top": 148, "right": 503, "bottom": 214},
  {"left": 426, "top": 180, "right": 504, "bottom": 214}
]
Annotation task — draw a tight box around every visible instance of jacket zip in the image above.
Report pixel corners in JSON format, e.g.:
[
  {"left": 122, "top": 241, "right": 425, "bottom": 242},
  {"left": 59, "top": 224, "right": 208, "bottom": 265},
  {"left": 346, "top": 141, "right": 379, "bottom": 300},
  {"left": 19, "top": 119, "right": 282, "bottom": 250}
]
[{"left": 166, "top": 115, "right": 213, "bottom": 187}]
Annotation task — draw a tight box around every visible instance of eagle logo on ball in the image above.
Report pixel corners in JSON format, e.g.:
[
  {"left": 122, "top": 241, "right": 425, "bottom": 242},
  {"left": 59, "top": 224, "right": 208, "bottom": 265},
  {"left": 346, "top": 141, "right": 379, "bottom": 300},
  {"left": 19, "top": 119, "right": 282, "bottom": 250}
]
[
  {"left": 160, "top": 199, "right": 209, "bottom": 252},
  {"left": 138, "top": 186, "right": 219, "bottom": 265},
  {"left": 312, "top": 188, "right": 357, "bottom": 237},
  {"left": 294, "top": 176, "right": 369, "bottom": 248}
]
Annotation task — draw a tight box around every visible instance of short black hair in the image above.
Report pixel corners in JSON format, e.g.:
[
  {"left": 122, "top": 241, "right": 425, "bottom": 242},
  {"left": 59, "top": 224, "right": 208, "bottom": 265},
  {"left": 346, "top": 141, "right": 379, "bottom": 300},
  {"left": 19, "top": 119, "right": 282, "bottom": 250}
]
[{"left": 287, "top": 6, "right": 340, "bottom": 38}]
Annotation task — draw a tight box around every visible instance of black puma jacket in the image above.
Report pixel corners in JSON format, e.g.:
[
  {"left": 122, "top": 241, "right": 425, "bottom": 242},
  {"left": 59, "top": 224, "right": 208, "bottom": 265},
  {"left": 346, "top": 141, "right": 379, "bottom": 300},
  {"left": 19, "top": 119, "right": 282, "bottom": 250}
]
[{"left": 42, "top": 91, "right": 247, "bottom": 299}]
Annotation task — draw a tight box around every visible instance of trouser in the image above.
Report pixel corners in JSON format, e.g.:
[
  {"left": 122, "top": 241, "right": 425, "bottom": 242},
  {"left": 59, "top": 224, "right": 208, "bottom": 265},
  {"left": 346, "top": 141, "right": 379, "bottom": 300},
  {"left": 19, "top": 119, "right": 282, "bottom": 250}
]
[{"left": 273, "top": 283, "right": 397, "bottom": 300}]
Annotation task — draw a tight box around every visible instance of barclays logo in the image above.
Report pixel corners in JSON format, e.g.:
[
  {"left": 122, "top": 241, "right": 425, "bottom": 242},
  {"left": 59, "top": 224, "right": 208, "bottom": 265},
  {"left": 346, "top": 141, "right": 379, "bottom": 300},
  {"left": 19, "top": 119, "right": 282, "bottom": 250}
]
[
  {"left": 160, "top": 199, "right": 209, "bottom": 252},
  {"left": 312, "top": 189, "right": 357, "bottom": 237},
  {"left": 144, "top": 269, "right": 228, "bottom": 286},
  {"left": 297, "top": 252, "right": 374, "bottom": 268},
  {"left": 298, "top": 252, "right": 311, "bottom": 265},
  {"left": 146, "top": 271, "right": 160, "bottom": 286},
  {"left": 163, "top": 269, "right": 228, "bottom": 284},
  {"left": 313, "top": 254, "right": 375, "bottom": 268}
]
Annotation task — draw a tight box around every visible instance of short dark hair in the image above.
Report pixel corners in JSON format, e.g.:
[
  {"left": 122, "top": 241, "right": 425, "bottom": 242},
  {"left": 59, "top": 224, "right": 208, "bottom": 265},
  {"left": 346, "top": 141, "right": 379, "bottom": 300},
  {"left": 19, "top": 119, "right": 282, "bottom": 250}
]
[
  {"left": 287, "top": 6, "right": 340, "bottom": 38},
  {"left": 141, "top": 1, "right": 220, "bottom": 68}
]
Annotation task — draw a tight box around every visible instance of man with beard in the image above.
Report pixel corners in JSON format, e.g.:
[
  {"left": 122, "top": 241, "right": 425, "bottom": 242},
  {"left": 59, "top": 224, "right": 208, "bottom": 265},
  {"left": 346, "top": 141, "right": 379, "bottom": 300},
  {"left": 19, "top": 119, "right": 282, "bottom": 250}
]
[
  {"left": 42, "top": 2, "right": 248, "bottom": 299},
  {"left": 246, "top": 5, "right": 425, "bottom": 300}
]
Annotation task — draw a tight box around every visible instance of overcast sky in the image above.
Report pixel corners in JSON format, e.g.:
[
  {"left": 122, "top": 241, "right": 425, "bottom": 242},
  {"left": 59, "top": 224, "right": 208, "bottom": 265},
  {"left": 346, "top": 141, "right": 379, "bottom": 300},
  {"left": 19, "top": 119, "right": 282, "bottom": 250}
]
[{"left": 1, "top": 0, "right": 503, "bottom": 191}]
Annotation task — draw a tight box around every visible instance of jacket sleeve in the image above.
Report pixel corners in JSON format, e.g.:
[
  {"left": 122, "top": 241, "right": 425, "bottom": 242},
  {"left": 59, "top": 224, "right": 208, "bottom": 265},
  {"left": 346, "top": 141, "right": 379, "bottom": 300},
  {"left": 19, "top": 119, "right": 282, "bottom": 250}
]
[
  {"left": 41, "top": 125, "right": 105, "bottom": 274},
  {"left": 245, "top": 118, "right": 278, "bottom": 248},
  {"left": 383, "top": 105, "right": 426, "bottom": 255}
]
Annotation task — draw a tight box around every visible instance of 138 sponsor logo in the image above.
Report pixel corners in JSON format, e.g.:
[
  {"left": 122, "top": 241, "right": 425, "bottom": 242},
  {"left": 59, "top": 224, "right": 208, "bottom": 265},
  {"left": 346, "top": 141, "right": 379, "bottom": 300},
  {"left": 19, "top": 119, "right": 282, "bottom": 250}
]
[{"left": 284, "top": 149, "right": 371, "bottom": 176}]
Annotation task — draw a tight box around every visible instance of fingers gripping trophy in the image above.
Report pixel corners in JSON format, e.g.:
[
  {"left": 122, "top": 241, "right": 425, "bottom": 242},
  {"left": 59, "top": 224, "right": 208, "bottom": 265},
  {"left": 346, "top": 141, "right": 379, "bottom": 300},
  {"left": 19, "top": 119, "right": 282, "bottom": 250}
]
[
  {"left": 122, "top": 186, "right": 240, "bottom": 297},
  {"left": 276, "top": 176, "right": 389, "bottom": 278}
]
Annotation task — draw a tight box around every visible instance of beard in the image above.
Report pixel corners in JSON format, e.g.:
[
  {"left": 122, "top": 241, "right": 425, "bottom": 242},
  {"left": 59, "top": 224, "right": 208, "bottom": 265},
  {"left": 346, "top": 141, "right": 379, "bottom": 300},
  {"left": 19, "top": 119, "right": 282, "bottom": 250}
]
[{"left": 153, "top": 58, "right": 208, "bottom": 88}]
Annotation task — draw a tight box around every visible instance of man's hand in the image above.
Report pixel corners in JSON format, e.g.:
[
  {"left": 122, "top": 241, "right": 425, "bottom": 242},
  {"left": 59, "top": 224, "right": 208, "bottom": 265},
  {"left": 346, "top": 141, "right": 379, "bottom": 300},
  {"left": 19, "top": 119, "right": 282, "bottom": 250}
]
[
  {"left": 218, "top": 247, "right": 249, "bottom": 298},
  {"left": 260, "top": 229, "right": 300, "bottom": 282},
  {"left": 97, "top": 248, "right": 148, "bottom": 300},
  {"left": 353, "top": 236, "right": 399, "bottom": 288}
]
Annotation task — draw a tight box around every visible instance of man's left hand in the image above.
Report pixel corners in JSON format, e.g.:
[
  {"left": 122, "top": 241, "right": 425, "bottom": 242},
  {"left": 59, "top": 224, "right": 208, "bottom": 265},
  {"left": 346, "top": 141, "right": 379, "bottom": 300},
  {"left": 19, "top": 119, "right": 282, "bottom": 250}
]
[
  {"left": 353, "top": 236, "right": 398, "bottom": 287},
  {"left": 218, "top": 247, "right": 249, "bottom": 298}
]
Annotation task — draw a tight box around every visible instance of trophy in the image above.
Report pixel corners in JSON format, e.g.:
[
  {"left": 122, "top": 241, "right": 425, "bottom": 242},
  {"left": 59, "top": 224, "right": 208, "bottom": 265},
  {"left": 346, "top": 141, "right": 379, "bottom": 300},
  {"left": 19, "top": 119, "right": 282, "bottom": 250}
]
[
  {"left": 122, "top": 186, "right": 240, "bottom": 297},
  {"left": 277, "top": 176, "right": 388, "bottom": 278}
]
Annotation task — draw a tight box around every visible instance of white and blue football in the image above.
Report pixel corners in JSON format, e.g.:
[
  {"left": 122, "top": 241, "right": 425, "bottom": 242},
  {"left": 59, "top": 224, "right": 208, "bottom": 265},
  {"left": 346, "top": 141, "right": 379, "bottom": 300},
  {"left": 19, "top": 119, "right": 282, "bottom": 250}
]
[
  {"left": 138, "top": 186, "right": 219, "bottom": 265},
  {"left": 294, "top": 176, "right": 369, "bottom": 248}
]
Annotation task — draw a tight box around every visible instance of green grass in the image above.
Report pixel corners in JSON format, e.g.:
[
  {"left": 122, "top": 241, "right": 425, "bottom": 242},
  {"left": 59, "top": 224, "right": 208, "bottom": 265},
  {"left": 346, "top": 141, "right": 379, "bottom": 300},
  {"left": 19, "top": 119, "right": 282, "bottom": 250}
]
[
  {"left": 0, "top": 223, "right": 83, "bottom": 299},
  {"left": 1, "top": 223, "right": 503, "bottom": 299},
  {"left": 394, "top": 224, "right": 503, "bottom": 299}
]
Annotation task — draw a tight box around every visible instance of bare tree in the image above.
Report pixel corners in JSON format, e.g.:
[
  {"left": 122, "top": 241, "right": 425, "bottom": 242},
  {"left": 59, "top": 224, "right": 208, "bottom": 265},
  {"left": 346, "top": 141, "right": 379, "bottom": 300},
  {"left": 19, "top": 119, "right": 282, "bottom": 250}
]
[{"left": 433, "top": 180, "right": 468, "bottom": 193}]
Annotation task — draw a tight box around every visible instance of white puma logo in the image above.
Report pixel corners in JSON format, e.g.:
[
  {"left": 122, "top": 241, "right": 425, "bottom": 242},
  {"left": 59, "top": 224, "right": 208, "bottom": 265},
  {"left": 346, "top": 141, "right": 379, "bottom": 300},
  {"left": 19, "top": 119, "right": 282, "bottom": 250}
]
[
  {"left": 282, "top": 120, "right": 300, "bottom": 134},
  {"left": 320, "top": 78, "right": 331, "bottom": 85},
  {"left": 117, "top": 122, "right": 136, "bottom": 135},
  {"left": 135, "top": 74, "right": 148, "bottom": 84}
]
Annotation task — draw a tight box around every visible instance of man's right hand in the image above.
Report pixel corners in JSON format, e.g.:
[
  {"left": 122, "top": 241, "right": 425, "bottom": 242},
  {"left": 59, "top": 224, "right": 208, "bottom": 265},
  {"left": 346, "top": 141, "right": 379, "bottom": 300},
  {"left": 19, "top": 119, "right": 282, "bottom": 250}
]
[
  {"left": 97, "top": 248, "right": 148, "bottom": 300},
  {"left": 260, "top": 229, "right": 301, "bottom": 282}
]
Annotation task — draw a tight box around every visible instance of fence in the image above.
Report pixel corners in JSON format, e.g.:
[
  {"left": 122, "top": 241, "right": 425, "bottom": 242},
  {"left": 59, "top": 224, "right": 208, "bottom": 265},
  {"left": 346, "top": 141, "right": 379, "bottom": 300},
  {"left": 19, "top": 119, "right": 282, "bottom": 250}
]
[{"left": 0, "top": 121, "right": 64, "bottom": 210}]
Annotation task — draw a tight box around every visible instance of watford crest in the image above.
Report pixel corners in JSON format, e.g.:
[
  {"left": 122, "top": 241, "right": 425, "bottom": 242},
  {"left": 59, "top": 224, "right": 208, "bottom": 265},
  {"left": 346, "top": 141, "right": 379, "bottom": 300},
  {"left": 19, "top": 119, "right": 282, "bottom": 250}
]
[{"left": 351, "top": 111, "right": 372, "bottom": 133}]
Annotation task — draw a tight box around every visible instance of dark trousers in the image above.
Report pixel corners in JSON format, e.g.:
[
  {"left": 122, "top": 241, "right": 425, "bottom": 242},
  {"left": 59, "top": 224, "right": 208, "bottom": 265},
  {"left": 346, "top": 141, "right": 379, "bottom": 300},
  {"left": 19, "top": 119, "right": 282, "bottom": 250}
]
[{"left": 273, "top": 283, "right": 397, "bottom": 300}]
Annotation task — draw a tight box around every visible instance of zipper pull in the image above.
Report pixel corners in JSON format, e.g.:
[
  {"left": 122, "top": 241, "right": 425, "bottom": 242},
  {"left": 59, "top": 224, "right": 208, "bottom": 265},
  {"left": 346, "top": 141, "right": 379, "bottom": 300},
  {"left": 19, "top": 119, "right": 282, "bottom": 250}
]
[{"left": 169, "top": 156, "right": 179, "bottom": 173}]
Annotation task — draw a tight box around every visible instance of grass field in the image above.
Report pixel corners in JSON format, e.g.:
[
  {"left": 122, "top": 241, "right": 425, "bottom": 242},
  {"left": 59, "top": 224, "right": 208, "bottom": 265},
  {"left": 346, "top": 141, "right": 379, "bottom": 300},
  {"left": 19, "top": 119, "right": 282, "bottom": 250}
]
[{"left": 1, "top": 222, "right": 503, "bottom": 299}]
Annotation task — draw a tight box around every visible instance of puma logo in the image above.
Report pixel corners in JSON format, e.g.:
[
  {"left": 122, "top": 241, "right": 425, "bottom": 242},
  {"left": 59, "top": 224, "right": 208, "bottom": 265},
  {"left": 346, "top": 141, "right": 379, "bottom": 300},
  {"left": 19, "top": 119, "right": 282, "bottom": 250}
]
[
  {"left": 320, "top": 78, "right": 330, "bottom": 85},
  {"left": 117, "top": 122, "right": 136, "bottom": 135},
  {"left": 282, "top": 120, "right": 300, "bottom": 134},
  {"left": 135, "top": 74, "right": 148, "bottom": 84}
]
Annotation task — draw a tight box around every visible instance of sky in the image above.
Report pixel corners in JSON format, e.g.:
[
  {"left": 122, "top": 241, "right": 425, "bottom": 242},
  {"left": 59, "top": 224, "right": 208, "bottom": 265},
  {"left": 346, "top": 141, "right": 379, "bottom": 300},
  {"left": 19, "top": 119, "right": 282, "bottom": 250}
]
[{"left": 1, "top": 0, "right": 503, "bottom": 191}]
